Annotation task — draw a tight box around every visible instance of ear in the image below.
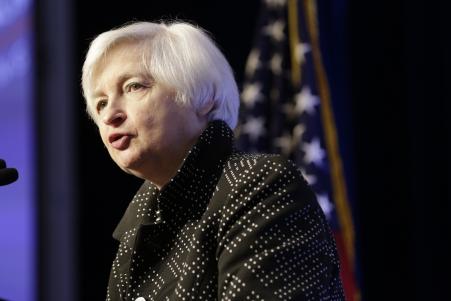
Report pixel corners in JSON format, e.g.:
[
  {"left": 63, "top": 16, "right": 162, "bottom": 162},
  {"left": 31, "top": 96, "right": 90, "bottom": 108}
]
[{"left": 198, "top": 100, "right": 215, "bottom": 117}]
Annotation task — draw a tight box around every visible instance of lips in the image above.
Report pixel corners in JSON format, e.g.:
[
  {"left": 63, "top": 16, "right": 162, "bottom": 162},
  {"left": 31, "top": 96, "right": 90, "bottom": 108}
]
[{"left": 109, "top": 133, "right": 132, "bottom": 150}]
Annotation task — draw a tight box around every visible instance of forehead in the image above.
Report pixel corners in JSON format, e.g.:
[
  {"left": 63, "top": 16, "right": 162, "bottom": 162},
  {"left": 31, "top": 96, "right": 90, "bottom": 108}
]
[{"left": 90, "top": 42, "right": 148, "bottom": 95}]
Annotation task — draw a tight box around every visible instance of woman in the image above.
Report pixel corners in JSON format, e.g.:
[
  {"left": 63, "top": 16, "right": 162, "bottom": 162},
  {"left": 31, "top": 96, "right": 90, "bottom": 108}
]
[{"left": 82, "top": 21, "right": 344, "bottom": 301}]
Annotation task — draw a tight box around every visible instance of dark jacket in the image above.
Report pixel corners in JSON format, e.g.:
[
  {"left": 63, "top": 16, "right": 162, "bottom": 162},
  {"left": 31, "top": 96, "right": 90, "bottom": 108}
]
[{"left": 107, "top": 120, "right": 344, "bottom": 301}]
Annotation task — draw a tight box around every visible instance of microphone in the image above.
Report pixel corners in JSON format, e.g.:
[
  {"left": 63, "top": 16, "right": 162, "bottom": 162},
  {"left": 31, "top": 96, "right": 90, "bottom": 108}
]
[{"left": 0, "top": 159, "right": 19, "bottom": 186}]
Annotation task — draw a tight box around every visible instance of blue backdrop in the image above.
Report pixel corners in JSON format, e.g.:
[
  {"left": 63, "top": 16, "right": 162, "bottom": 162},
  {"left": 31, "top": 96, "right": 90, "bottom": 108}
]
[{"left": 0, "top": 0, "right": 35, "bottom": 300}]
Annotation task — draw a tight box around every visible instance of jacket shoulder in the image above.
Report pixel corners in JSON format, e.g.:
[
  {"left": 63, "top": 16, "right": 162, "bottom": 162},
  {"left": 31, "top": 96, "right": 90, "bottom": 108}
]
[{"left": 222, "top": 151, "right": 309, "bottom": 188}]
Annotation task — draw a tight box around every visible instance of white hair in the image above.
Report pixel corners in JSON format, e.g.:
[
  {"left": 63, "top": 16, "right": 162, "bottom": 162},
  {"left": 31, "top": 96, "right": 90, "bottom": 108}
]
[{"left": 82, "top": 21, "right": 240, "bottom": 129}]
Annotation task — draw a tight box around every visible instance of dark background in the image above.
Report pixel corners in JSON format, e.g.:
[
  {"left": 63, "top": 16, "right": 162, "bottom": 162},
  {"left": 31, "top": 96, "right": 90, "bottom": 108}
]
[{"left": 68, "top": 1, "right": 450, "bottom": 300}]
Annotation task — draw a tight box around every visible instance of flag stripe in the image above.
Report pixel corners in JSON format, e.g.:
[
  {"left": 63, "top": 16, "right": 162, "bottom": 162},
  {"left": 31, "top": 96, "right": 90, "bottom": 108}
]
[
  {"left": 302, "top": 1, "right": 360, "bottom": 300},
  {"left": 334, "top": 232, "right": 361, "bottom": 301},
  {"left": 288, "top": 0, "right": 301, "bottom": 86},
  {"left": 303, "top": 0, "right": 356, "bottom": 266}
]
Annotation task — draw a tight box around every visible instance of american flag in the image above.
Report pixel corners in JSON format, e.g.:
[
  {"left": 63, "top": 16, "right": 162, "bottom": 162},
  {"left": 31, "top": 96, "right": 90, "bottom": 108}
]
[{"left": 237, "top": 0, "right": 360, "bottom": 300}]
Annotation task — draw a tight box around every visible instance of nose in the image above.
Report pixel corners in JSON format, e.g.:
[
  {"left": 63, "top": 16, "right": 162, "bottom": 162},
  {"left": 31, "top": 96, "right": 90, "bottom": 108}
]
[{"left": 102, "top": 104, "right": 127, "bottom": 127}]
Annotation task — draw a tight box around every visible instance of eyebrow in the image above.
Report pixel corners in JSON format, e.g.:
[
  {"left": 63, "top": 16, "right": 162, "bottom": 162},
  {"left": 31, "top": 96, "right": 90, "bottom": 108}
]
[
  {"left": 91, "top": 73, "right": 131, "bottom": 99},
  {"left": 91, "top": 73, "right": 149, "bottom": 99}
]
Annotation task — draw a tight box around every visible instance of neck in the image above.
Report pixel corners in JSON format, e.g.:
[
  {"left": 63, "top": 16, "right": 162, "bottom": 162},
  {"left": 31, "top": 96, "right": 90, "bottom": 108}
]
[{"left": 136, "top": 123, "right": 208, "bottom": 189}]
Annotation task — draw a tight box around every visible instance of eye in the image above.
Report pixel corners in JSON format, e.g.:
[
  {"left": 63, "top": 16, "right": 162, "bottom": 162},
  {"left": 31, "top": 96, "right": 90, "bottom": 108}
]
[
  {"left": 126, "top": 82, "right": 145, "bottom": 92},
  {"left": 96, "top": 99, "right": 108, "bottom": 113}
]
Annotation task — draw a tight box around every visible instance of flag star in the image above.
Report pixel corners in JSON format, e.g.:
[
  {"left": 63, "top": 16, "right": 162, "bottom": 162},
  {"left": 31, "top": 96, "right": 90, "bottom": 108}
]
[
  {"left": 245, "top": 49, "right": 261, "bottom": 77},
  {"left": 296, "top": 42, "right": 311, "bottom": 65},
  {"left": 275, "top": 125, "right": 305, "bottom": 156},
  {"left": 282, "top": 103, "right": 298, "bottom": 120},
  {"left": 270, "top": 87, "right": 280, "bottom": 100},
  {"left": 270, "top": 53, "right": 283, "bottom": 75},
  {"left": 295, "top": 86, "right": 320, "bottom": 115},
  {"left": 300, "top": 169, "right": 317, "bottom": 185},
  {"left": 302, "top": 138, "right": 326, "bottom": 166},
  {"left": 242, "top": 117, "right": 266, "bottom": 142},
  {"left": 241, "top": 83, "right": 263, "bottom": 108},
  {"left": 265, "top": 0, "right": 287, "bottom": 7},
  {"left": 293, "top": 124, "right": 306, "bottom": 142},
  {"left": 263, "top": 20, "right": 285, "bottom": 42},
  {"left": 317, "top": 193, "right": 334, "bottom": 219},
  {"left": 274, "top": 132, "right": 294, "bottom": 156}
]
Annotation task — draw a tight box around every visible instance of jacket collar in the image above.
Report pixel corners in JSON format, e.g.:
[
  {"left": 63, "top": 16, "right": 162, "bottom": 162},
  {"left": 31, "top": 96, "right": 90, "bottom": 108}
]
[{"left": 113, "top": 120, "right": 234, "bottom": 242}]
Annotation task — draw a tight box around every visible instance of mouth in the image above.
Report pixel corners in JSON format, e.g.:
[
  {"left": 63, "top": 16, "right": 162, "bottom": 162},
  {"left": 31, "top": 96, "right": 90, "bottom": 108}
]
[{"left": 109, "top": 133, "right": 132, "bottom": 150}]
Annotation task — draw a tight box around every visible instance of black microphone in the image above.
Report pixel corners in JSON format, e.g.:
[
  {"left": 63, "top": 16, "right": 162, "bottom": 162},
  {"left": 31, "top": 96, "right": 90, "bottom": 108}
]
[{"left": 0, "top": 159, "right": 19, "bottom": 186}]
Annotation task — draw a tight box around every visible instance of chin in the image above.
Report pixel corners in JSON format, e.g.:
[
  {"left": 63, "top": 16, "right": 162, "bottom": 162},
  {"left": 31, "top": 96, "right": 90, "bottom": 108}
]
[
  {"left": 115, "top": 162, "right": 141, "bottom": 178},
  {"left": 115, "top": 151, "right": 140, "bottom": 168},
  {"left": 122, "top": 168, "right": 142, "bottom": 178},
  {"left": 117, "top": 157, "right": 147, "bottom": 177}
]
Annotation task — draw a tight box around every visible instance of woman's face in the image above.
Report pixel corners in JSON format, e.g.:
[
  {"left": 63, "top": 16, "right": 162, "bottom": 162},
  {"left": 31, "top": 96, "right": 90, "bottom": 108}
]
[{"left": 88, "top": 42, "right": 207, "bottom": 187}]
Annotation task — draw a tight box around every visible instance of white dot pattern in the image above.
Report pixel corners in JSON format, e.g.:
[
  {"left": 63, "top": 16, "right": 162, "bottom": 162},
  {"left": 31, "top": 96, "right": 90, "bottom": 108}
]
[{"left": 106, "top": 120, "right": 344, "bottom": 301}]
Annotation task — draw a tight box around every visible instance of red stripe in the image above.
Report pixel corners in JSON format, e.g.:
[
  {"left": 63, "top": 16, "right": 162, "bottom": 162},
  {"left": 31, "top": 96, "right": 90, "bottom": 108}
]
[{"left": 334, "top": 231, "right": 359, "bottom": 301}]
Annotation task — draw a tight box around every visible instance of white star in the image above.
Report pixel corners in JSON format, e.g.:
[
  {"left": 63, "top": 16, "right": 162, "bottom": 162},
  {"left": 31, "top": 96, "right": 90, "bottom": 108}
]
[
  {"left": 274, "top": 132, "right": 294, "bottom": 156},
  {"left": 296, "top": 43, "right": 311, "bottom": 65},
  {"left": 270, "top": 53, "right": 283, "bottom": 75},
  {"left": 300, "top": 169, "right": 317, "bottom": 185},
  {"left": 245, "top": 49, "right": 261, "bottom": 77},
  {"left": 265, "top": 0, "right": 287, "bottom": 7},
  {"left": 263, "top": 20, "right": 285, "bottom": 42},
  {"left": 302, "top": 138, "right": 326, "bottom": 166},
  {"left": 270, "top": 88, "right": 280, "bottom": 102},
  {"left": 242, "top": 117, "right": 266, "bottom": 142},
  {"left": 295, "top": 86, "right": 320, "bottom": 115},
  {"left": 293, "top": 124, "right": 306, "bottom": 142},
  {"left": 317, "top": 193, "right": 334, "bottom": 219},
  {"left": 241, "top": 83, "right": 263, "bottom": 108},
  {"left": 282, "top": 103, "right": 298, "bottom": 120},
  {"left": 274, "top": 125, "right": 305, "bottom": 156}
]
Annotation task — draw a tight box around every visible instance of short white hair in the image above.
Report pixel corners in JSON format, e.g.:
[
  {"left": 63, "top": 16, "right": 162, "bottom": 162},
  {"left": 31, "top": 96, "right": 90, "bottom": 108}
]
[{"left": 82, "top": 21, "right": 240, "bottom": 129}]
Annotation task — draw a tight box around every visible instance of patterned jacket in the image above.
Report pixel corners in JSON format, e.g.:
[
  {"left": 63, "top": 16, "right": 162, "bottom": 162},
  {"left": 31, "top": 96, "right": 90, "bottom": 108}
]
[{"left": 107, "top": 120, "right": 344, "bottom": 301}]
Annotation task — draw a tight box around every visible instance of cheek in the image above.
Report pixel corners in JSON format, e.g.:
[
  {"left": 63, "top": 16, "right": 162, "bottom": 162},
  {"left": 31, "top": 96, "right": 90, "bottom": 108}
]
[
  {"left": 135, "top": 111, "right": 156, "bottom": 132},
  {"left": 98, "top": 127, "right": 109, "bottom": 147}
]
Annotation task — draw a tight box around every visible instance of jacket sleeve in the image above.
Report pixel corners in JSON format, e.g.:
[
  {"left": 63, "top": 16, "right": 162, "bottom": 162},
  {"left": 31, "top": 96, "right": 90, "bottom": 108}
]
[{"left": 216, "top": 156, "right": 345, "bottom": 301}]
